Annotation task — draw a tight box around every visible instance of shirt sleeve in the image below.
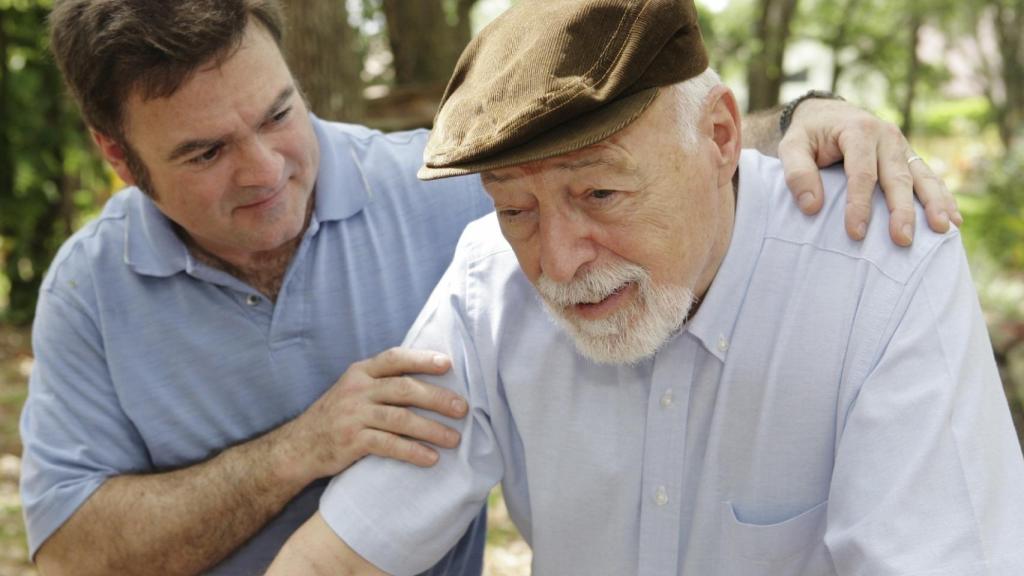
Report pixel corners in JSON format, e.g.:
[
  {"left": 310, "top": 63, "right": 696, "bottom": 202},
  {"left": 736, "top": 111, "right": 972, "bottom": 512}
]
[
  {"left": 19, "top": 287, "right": 152, "bottom": 558},
  {"left": 825, "top": 235, "right": 1024, "bottom": 575},
  {"left": 318, "top": 243, "right": 504, "bottom": 576}
]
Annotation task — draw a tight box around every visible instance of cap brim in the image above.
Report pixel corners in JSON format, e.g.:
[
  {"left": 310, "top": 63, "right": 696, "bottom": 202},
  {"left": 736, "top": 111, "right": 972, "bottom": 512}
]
[{"left": 418, "top": 87, "right": 660, "bottom": 181}]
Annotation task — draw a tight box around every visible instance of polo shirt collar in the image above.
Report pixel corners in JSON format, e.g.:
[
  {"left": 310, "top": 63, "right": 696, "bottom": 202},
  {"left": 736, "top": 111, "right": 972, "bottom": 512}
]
[
  {"left": 310, "top": 115, "right": 371, "bottom": 223},
  {"left": 123, "top": 190, "right": 189, "bottom": 277},
  {"left": 124, "top": 114, "right": 371, "bottom": 277},
  {"left": 686, "top": 151, "right": 768, "bottom": 361}
]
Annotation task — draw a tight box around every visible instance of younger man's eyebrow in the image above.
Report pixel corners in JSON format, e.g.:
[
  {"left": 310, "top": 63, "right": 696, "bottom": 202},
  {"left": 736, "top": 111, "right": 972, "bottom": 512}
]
[
  {"left": 166, "top": 86, "right": 296, "bottom": 163},
  {"left": 263, "top": 86, "right": 295, "bottom": 122}
]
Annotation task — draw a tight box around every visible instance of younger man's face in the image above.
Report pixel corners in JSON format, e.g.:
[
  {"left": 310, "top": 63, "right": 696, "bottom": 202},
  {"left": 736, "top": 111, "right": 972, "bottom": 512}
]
[{"left": 97, "top": 21, "right": 320, "bottom": 263}]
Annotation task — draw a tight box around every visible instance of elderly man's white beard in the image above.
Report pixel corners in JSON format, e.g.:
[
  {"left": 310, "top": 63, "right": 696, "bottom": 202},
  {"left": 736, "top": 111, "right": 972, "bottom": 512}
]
[{"left": 537, "top": 259, "right": 695, "bottom": 365}]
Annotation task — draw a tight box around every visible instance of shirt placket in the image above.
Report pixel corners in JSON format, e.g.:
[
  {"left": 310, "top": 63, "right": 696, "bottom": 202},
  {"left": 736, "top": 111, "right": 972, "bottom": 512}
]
[{"left": 637, "top": 336, "right": 697, "bottom": 575}]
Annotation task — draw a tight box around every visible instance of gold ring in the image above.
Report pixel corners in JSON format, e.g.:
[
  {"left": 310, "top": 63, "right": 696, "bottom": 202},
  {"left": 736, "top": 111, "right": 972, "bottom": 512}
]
[{"left": 907, "top": 155, "right": 924, "bottom": 166}]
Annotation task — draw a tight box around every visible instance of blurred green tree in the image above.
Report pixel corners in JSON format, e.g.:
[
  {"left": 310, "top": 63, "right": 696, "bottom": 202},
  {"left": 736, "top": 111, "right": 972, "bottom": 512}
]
[
  {"left": 746, "top": 0, "right": 800, "bottom": 111},
  {"left": 0, "top": 0, "right": 110, "bottom": 326},
  {"left": 958, "top": 0, "right": 1024, "bottom": 150}
]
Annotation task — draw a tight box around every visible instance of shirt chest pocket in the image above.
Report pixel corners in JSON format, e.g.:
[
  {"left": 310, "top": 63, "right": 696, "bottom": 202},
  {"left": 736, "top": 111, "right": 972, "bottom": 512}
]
[{"left": 717, "top": 500, "right": 835, "bottom": 576}]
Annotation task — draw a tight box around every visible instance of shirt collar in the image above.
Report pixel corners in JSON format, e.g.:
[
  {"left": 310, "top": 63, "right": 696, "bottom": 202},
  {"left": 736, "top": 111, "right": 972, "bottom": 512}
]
[
  {"left": 124, "top": 114, "right": 371, "bottom": 277},
  {"left": 310, "top": 114, "right": 371, "bottom": 223},
  {"left": 685, "top": 150, "right": 769, "bottom": 361}
]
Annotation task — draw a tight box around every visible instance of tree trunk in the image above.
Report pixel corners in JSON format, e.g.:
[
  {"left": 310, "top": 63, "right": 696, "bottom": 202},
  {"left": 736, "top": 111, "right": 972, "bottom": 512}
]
[
  {"left": 381, "top": 0, "right": 478, "bottom": 87},
  {"left": 281, "top": 0, "right": 364, "bottom": 122},
  {"left": 746, "top": 0, "right": 800, "bottom": 112},
  {"left": 993, "top": 0, "right": 1024, "bottom": 149},
  {"left": 900, "top": 6, "right": 923, "bottom": 136},
  {"left": 827, "top": 0, "right": 863, "bottom": 93},
  {"left": 368, "top": 0, "right": 479, "bottom": 129}
]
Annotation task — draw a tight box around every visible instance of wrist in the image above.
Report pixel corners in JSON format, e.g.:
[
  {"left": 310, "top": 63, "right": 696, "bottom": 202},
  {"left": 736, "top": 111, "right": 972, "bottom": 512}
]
[
  {"left": 779, "top": 89, "right": 844, "bottom": 135},
  {"left": 254, "top": 419, "right": 320, "bottom": 490}
]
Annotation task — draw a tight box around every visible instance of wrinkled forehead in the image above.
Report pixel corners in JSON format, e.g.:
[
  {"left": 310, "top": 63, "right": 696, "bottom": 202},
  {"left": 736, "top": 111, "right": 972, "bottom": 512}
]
[{"left": 480, "top": 140, "right": 640, "bottom": 189}]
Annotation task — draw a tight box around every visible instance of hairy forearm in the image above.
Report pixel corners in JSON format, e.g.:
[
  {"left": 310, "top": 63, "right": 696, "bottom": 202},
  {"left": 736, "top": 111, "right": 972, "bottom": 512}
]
[
  {"left": 35, "top": 425, "right": 313, "bottom": 576},
  {"left": 741, "top": 106, "right": 784, "bottom": 157}
]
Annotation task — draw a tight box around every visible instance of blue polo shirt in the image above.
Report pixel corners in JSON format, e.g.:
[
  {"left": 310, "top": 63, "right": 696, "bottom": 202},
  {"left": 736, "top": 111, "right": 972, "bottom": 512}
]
[{"left": 19, "top": 117, "right": 494, "bottom": 574}]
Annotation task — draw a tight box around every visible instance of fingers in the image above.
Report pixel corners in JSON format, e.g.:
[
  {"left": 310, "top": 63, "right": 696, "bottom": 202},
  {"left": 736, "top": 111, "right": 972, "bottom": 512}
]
[
  {"left": 358, "top": 346, "right": 452, "bottom": 379},
  {"left": 778, "top": 133, "right": 825, "bottom": 215},
  {"left": 839, "top": 133, "right": 879, "bottom": 241},
  {"left": 876, "top": 129, "right": 917, "bottom": 246},
  {"left": 357, "top": 377, "right": 468, "bottom": 468},
  {"left": 907, "top": 156, "right": 962, "bottom": 232},
  {"left": 371, "top": 374, "right": 469, "bottom": 418},
  {"left": 356, "top": 429, "right": 443, "bottom": 467},
  {"left": 366, "top": 403, "right": 461, "bottom": 448}
]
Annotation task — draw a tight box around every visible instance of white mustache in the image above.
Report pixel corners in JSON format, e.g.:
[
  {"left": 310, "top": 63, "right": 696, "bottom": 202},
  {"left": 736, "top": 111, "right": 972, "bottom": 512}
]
[{"left": 537, "top": 260, "right": 648, "bottom": 307}]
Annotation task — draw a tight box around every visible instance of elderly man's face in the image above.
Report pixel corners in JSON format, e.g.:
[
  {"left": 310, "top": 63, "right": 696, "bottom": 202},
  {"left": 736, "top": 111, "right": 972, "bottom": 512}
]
[{"left": 482, "top": 87, "right": 739, "bottom": 363}]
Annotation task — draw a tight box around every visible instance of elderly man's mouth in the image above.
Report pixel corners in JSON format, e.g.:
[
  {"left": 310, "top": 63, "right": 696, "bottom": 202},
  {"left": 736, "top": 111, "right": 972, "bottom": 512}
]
[{"left": 573, "top": 282, "right": 636, "bottom": 320}]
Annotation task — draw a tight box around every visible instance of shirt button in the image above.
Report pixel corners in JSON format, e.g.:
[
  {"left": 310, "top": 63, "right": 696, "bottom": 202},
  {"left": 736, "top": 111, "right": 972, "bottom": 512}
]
[
  {"left": 660, "top": 389, "right": 674, "bottom": 408},
  {"left": 654, "top": 486, "right": 669, "bottom": 507},
  {"left": 245, "top": 294, "right": 261, "bottom": 306},
  {"left": 717, "top": 335, "right": 729, "bottom": 353}
]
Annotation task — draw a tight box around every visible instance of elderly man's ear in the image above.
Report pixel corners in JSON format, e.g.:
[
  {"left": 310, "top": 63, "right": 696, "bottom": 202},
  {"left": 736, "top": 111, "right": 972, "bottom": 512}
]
[{"left": 703, "top": 86, "right": 742, "bottom": 188}]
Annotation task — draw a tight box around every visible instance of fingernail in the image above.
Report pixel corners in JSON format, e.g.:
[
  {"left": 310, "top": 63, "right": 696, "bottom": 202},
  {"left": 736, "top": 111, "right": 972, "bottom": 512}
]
[
  {"left": 446, "top": 430, "right": 461, "bottom": 445},
  {"left": 798, "top": 192, "right": 815, "bottom": 211},
  {"left": 901, "top": 224, "right": 913, "bottom": 241},
  {"left": 938, "top": 210, "right": 950, "bottom": 226},
  {"left": 451, "top": 398, "right": 468, "bottom": 414},
  {"left": 432, "top": 354, "right": 448, "bottom": 368},
  {"left": 856, "top": 222, "right": 867, "bottom": 238},
  {"left": 953, "top": 211, "right": 964, "bottom": 225}
]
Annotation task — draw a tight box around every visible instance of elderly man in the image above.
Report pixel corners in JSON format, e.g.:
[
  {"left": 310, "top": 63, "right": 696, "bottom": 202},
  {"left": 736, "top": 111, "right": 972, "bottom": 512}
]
[{"left": 270, "top": 0, "right": 1024, "bottom": 574}]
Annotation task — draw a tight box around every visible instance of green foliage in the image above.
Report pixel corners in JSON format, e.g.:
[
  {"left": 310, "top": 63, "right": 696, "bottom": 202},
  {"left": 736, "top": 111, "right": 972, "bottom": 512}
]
[
  {"left": 915, "top": 97, "right": 993, "bottom": 137},
  {"left": 1, "top": 1, "right": 112, "bottom": 325},
  {"left": 962, "top": 143, "right": 1024, "bottom": 276},
  {"left": 698, "top": 0, "right": 760, "bottom": 79}
]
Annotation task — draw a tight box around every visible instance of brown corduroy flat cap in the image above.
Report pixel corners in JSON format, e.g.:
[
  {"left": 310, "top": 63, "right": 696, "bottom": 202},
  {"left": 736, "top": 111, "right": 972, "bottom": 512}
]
[{"left": 417, "top": 0, "right": 708, "bottom": 180}]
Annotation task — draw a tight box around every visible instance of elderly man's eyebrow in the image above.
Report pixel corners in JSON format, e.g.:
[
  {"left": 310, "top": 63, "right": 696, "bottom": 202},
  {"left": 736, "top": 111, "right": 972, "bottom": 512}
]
[
  {"left": 551, "top": 155, "right": 636, "bottom": 173},
  {"left": 166, "top": 86, "right": 295, "bottom": 163},
  {"left": 481, "top": 150, "right": 636, "bottom": 183}
]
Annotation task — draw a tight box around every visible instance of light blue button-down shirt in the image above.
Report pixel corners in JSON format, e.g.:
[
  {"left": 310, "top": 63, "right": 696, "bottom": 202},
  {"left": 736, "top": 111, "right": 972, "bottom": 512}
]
[
  {"left": 322, "top": 151, "right": 1024, "bottom": 575},
  {"left": 19, "top": 117, "right": 494, "bottom": 574}
]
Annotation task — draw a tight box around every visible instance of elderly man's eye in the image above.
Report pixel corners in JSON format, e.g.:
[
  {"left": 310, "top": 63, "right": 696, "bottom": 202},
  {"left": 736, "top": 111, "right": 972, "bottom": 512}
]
[
  {"left": 499, "top": 208, "right": 525, "bottom": 219},
  {"left": 590, "top": 189, "right": 616, "bottom": 200}
]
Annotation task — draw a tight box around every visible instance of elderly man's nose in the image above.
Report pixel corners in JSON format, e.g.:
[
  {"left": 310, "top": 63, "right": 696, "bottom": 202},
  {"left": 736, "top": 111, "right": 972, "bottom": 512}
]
[{"left": 539, "top": 214, "right": 597, "bottom": 283}]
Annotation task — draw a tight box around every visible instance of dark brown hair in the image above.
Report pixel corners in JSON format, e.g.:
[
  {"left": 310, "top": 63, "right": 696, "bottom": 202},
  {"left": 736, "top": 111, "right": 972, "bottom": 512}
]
[
  {"left": 49, "top": 1, "right": 285, "bottom": 195},
  {"left": 49, "top": 0, "right": 285, "bottom": 140}
]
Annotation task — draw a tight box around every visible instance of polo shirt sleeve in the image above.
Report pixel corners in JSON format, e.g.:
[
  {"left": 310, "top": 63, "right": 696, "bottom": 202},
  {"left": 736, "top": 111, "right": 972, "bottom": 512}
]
[
  {"left": 318, "top": 238, "right": 504, "bottom": 576},
  {"left": 19, "top": 286, "right": 151, "bottom": 558},
  {"left": 825, "top": 235, "right": 1024, "bottom": 575}
]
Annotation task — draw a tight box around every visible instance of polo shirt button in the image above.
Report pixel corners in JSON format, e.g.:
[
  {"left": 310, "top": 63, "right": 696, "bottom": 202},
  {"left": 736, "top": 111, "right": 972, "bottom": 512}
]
[
  {"left": 654, "top": 486, "right": 669, "bottom": 506},
  {"left": 660, "top": 389, "right": 674, "bottom": 408},
  {"left": 246, "top": 294, "right": 261, "bottom": 306},
  {"left": 717, "top": 335, "right": 729, "bottom": 353}
]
